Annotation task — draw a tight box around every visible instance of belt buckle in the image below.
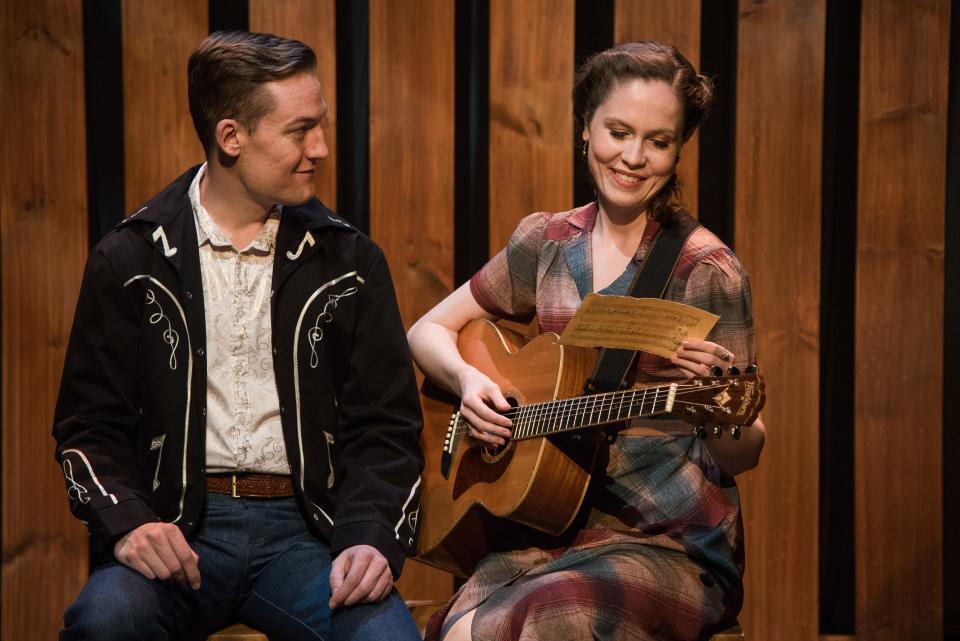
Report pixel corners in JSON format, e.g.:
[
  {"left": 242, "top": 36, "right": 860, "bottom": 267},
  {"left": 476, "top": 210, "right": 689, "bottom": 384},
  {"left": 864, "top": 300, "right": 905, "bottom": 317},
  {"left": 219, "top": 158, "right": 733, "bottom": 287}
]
[{"left": 231, "top": 474, "right": 239, "bottom": 498}]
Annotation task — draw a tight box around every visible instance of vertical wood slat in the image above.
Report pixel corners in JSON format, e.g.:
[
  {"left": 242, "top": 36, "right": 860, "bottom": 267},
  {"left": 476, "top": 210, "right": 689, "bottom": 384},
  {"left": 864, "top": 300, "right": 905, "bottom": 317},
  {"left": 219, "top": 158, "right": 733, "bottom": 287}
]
[
  {"left": 855, "top": 1, "right": 947, "bottom": 640},
  {"left": 613, "top": 0, "right": 700, "bottom": 216},
  {"left": 488, "top": 0, "right": 575, "bottom": 254},
  {"left": 368, "top": 0, "right": 456, "bottom": 602},
  {"left": 734, "top": 2, "right": 825, "bottom": 641},
  {"left": 249, "top": 0, "right": 337, "bottom": 210},
  {"left": 0, "top": 1, "right": 90, "bottom": 639},
  {"left": 122, "top": 0, "right": 207, "bottom": 211}
]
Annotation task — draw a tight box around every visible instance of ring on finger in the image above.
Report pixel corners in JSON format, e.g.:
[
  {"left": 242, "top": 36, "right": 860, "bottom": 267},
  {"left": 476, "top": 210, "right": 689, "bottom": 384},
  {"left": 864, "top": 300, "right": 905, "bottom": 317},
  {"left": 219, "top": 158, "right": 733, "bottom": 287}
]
[{"left": 719, "top": 348, "right": 731, "bottom": 362}]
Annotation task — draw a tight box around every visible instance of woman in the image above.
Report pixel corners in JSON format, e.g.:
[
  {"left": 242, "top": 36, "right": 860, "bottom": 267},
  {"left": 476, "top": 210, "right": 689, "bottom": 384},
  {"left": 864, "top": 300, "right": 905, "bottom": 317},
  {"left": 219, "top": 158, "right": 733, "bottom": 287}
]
[{"left": 408, "top": 42, "right": 766, "bottom": 641}]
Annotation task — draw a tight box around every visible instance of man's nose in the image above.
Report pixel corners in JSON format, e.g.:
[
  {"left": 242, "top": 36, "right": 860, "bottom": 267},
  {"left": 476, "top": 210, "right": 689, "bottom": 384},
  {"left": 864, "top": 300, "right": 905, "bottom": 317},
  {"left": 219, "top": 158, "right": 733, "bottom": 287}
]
[{"left": 306, "top": 127, "right": 330, "bottom": 160}]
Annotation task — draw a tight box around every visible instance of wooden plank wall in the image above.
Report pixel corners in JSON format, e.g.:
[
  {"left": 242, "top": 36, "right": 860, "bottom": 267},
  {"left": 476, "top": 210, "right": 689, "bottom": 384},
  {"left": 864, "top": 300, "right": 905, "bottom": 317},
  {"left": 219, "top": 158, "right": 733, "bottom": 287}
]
[
  {"left": 0, "top": 1, "right": 952, "bottom": 639},
  {"left": 122, "top": 0, "right": 206, "bottom": 210},
  {"left": 734, "top": 4, "right": 825, "bottom": 641},
  {"left": 855, "top": 2, "right": 948, "bottom": 641},
  {"left": 249, "top": 0, "right": 337, "bottom": 210},
  {"left": 488, "top": 0, "right": 574, "bottom": 252},
  {"left": 614, "top": 0, "right": 701, "bottom": 216},
  {"left": 368, "top": 0, "right": 457, "bottom": 602},
  {"left": 0, "top": 1, "right": 90, "bottom": 639}
]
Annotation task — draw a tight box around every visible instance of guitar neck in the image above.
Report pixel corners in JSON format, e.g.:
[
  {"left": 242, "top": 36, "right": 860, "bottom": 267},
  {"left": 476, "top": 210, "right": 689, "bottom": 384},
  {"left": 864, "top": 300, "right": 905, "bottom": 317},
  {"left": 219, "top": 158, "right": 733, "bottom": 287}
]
[{"left": 507, "top": 383, "right": 678, "bottom": 440}]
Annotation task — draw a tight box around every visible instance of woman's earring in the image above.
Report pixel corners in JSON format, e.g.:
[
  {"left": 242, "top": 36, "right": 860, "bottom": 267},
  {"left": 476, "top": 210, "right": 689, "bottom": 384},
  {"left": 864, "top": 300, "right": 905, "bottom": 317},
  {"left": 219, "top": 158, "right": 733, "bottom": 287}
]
[{"left": 581, "top": 141, "right": 589, "bottom": 159}]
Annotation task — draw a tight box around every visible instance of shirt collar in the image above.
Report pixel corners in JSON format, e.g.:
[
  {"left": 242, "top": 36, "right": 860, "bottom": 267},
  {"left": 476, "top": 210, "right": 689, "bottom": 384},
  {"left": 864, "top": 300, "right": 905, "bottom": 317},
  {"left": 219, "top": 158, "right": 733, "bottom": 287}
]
[{"left": 188, "top": 163, "right": 282, "bottom": 253}]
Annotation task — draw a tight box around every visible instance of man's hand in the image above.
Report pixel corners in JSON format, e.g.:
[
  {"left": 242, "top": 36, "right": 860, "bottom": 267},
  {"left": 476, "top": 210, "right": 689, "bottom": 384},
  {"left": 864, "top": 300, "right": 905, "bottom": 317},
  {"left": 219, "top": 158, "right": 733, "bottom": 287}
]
[
  {"left": 328, "top": 544, "right": 393, "bottom": 609},
  {"left": 113, "top": 522, "right": 201, "bottom": 590}
]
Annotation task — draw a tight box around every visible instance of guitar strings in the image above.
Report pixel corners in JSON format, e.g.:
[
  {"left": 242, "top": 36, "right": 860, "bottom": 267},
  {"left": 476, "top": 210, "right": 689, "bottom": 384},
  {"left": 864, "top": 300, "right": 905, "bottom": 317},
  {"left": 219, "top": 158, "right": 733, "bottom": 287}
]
[{"left": 447, "top": 382, "right": 748, "bottom": 439}]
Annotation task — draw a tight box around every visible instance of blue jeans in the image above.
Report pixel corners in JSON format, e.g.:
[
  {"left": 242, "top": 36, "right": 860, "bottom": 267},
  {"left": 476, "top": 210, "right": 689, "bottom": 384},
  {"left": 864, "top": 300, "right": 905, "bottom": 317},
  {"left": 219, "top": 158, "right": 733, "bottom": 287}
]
[{"left": 61, "top": 493, "right": 421, "bottom": 641}]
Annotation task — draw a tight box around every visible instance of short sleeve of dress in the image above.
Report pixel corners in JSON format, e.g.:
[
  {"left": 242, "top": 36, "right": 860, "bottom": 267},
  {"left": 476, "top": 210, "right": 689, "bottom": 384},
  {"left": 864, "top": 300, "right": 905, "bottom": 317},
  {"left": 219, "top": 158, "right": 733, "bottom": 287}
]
[
  {"left": 469, "top": 212, "right": 550, "bottom": 322},
  {"left": 683, "top": 249, "right": 756, "bottom": 368}
]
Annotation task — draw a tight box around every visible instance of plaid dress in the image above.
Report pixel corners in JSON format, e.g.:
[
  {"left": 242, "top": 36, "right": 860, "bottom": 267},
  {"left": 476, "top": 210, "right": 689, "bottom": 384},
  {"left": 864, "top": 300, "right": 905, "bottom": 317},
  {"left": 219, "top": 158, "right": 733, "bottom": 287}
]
[{"left": 425, "top": 204, "right": 755, "bottom": 641}]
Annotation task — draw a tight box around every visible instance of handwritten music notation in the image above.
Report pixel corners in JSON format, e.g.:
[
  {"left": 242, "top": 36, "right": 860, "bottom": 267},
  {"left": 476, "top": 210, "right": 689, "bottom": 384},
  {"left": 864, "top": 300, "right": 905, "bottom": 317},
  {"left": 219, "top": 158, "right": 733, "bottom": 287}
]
[{"left": 558, "top": 294, "right": 719, "bottom": 358}]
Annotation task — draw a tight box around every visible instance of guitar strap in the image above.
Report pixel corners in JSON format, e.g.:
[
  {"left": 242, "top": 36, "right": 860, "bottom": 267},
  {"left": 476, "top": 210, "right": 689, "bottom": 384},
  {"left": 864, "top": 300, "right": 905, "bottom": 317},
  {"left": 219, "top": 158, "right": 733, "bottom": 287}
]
[{"left": 584, "top": 209, "right": 700, "bottom": 394}]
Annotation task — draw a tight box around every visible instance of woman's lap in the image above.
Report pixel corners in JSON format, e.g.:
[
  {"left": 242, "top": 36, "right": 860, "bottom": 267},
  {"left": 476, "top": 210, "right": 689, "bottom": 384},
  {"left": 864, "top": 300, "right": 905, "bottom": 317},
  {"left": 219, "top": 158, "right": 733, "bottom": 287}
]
[{"left": 432, "top": 544, "right": 727, "bottom": 641}]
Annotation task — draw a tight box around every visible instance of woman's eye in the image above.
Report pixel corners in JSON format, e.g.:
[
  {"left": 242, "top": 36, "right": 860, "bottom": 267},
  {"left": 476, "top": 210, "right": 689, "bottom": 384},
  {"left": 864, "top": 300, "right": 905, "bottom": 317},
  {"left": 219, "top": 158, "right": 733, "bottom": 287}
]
[
  {"left": 652, "top": 139, "right": 671, "bottom": 150},
  {"left": 609, "top": 129, "right": 628, "bottom": 140}
]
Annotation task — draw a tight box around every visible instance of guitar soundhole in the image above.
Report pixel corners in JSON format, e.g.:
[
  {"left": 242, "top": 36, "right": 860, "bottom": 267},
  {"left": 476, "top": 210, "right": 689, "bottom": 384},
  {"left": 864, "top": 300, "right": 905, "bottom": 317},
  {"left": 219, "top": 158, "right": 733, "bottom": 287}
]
[{"left": 481, "top": 440, "right": 510, "bottom": 462}]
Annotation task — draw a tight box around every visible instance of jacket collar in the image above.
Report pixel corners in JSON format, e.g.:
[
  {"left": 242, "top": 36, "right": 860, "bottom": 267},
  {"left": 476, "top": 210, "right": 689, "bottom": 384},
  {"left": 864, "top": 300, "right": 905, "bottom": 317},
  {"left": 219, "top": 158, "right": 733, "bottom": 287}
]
[{"left": 119, "top": 164, "right": 355, "bottom": 280}]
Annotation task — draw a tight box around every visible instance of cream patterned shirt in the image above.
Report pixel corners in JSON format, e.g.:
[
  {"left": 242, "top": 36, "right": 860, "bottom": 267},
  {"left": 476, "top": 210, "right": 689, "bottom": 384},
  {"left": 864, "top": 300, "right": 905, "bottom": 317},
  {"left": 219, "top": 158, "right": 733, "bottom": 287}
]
[{"left": 189, "top": 165, "right": 290, "bottom": 474}]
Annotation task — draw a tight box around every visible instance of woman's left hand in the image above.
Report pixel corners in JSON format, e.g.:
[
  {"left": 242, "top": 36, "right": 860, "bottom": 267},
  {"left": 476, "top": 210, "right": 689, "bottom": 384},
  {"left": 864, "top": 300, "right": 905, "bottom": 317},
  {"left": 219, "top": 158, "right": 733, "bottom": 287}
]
[{"left": 671, "top": 339, "right": 735, "bottom": 379}]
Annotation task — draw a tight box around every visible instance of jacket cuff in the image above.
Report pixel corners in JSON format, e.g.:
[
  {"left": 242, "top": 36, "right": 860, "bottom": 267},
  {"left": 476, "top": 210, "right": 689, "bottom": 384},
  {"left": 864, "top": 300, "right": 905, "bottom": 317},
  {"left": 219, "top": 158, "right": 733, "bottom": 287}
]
[
  {"left": 90, "top": 497, "right": 159, "bottom": 546},
  {"left": 329, "top": 521, "right": 408, "bottom": 578}
]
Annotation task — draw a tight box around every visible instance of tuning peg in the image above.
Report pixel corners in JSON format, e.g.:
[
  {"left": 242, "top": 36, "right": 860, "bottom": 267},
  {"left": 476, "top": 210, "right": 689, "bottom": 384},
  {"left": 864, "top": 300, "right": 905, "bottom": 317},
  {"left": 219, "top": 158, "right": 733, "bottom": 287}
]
[
  {"left": 730, "top": 425, "right": 742, "bottom": 440},
  {"left": 710, "top": 365, "right": 724, "bottom": 377},
  {"left": 694, "top": 424, "right": 707, "bottom": 439},
  {"left": 727, "top": 366, "right": 740, "bottom": 376},
  {"left": 745, "top": 363, "right": 759, "bottom": 374},
  {"left": 712, "top": 424, "right": 723, "bottom": 438}
]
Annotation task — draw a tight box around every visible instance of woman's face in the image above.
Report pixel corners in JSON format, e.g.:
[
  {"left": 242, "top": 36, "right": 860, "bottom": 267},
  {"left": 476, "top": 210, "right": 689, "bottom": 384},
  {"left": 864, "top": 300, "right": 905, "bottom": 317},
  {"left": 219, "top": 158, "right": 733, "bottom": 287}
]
[{"left": 582, "top": 78, "right": 683, "bottom": 219}]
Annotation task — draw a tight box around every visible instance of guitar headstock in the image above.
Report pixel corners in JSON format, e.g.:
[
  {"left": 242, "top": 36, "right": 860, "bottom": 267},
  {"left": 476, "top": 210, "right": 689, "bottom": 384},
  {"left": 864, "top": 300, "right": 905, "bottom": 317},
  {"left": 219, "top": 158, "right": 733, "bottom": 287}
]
[{"left": 670, "top": 369, "right": 766, "bottom": 438}]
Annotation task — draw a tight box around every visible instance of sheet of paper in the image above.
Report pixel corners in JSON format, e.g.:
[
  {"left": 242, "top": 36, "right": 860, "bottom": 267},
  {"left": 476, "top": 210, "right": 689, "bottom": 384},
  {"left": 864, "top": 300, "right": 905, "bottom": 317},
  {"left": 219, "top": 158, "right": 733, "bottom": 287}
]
[{"left": 558, "top": 293, "right": 719, "bottom": 358}]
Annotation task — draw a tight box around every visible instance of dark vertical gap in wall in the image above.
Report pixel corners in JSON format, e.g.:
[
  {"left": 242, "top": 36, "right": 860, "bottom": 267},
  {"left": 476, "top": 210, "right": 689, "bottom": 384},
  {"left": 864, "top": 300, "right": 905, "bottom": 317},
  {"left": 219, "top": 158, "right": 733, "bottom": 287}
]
[
  {"left": 83, "top": 0, "right": 125, "bottom": 245},
  {"left": 697, "top": 0, "right": 737, "bottom": 248},
  {"left": 454, "top": 0, "right": 490, "bottom": 285},
  {"left": 572, "top": 0, "right": 614, "bottom": 208},
  {"left": 819, "top": 0, "right": 860, "bottom": 634},
  {"left": 944, "top": 2, "right": 959, "bottom": 639},
  {"left": 209, "top": 0, "right": 248, "bottom": 32},
  {"left": 335, "top": 0, "right": 369, "bottom": 233}
]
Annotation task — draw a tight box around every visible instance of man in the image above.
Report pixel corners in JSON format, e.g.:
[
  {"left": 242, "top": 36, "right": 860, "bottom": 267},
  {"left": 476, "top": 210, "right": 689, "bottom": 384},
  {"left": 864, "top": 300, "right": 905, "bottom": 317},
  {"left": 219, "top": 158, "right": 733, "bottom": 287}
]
[{"left": 54, "top": 31, "right": 424, "bottom": 641}]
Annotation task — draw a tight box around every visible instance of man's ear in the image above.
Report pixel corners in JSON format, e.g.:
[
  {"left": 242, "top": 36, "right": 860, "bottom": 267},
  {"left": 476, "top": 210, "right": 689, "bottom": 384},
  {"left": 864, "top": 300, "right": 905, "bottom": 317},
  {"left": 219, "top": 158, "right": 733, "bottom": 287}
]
[{"left": 214, "top": 119, "right": 243, "bottom": 159}]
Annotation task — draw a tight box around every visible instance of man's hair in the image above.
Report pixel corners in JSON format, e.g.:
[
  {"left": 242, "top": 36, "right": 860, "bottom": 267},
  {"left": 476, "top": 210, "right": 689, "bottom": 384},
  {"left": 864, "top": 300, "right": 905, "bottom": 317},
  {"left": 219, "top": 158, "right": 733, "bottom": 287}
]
[{"left": 187, "top": 31, "right": 317, "bottom": 152}]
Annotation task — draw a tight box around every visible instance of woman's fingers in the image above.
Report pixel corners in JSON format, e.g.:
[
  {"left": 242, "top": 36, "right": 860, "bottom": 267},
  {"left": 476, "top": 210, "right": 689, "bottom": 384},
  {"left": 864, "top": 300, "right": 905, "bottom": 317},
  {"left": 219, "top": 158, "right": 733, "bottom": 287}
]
[
  {"left": 672, "top": 340, "right": 736, "bottom": 378},
  {"left": 460, "top": 403, "right": 511, "bottom": 445}
]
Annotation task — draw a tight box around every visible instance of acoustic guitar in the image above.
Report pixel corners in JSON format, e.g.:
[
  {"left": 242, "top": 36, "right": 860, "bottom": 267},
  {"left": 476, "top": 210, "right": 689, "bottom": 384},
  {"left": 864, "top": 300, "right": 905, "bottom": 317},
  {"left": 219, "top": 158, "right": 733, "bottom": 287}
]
[{"left": 415, "top": 319, "right": 766, "bottom": 577}]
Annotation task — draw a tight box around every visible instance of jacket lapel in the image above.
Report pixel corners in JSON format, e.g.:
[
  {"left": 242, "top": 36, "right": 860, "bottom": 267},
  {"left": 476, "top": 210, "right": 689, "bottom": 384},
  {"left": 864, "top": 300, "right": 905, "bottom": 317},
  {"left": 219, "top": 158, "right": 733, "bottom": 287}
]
[{"left": 273, "top": 200, "right": 354, "bottom": 292}]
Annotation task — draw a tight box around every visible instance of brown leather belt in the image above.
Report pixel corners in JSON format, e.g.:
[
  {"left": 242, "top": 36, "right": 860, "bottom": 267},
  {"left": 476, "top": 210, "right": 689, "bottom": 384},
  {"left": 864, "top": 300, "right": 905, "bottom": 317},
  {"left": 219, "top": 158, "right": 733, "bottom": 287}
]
[{"left": 206, "top": 473, "right": 294, "bottom": 498}]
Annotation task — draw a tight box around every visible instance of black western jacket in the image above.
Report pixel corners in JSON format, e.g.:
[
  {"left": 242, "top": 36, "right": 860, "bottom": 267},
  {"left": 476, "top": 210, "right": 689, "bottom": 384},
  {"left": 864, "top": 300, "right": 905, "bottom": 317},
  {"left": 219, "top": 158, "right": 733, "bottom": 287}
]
[{"left": 53, "top": 166, "right": 424, "bottom": 575}]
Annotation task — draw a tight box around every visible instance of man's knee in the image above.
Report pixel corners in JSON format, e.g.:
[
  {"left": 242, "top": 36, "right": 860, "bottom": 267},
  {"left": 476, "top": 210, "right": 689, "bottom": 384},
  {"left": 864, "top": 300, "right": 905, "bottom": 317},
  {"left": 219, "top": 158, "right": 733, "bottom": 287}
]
[
  {"left": 331, "top": 593, "right": 421, "bottom": 641},
  {"left": 61, "top": 567, "right": 175, "bottom": 641},
  {"left": 63, "top": 599, "right": 169, "bottom": 641}
]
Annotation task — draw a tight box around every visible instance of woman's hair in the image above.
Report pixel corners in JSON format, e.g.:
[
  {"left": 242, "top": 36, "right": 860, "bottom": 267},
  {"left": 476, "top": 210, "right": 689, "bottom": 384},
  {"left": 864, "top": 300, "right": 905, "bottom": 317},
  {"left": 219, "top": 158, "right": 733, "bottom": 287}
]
[
  {"left": 188, "top": 31, "right": 317, "bottom": 153},
  {"left": 572, "top": 41, "right": 713, "bottom": 220}
]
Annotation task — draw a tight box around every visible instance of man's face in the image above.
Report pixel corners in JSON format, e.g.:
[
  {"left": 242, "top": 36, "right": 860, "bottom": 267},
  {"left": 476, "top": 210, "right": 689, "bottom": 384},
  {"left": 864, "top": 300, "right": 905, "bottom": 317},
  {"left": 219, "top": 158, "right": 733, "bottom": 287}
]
[{"left": 234, "top": 73, "right": 329, "bottom": 207}]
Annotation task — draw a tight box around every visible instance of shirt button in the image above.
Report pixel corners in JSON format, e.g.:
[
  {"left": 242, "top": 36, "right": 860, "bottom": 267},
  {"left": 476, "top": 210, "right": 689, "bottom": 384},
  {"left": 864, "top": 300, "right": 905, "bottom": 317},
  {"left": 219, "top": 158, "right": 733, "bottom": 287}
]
[
  {"left": 200, "top": 407, "right": 207, "bottom": 417},
  {"left": 197, "top": 348, "right": 204, "bottom": 357},
  {"left": 280, "top": 404, "right": 286, "bottom": 415},
  {"left": 186, "top": 291, "right": 193, "bottom": 299},
  {"left": 273, "top": 347, "right": 278, "bottom": 355}
]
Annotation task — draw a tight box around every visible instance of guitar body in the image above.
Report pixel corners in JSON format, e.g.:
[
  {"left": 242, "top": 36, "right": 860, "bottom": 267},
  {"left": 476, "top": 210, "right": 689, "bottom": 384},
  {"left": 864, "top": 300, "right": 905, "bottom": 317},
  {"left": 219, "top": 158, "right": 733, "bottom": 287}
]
[
  {"left": 416, "top": 319, "right": 603, "bottom": 577},
  {"left": 414, "top": 319, "right": 766, "bottom": 577}
]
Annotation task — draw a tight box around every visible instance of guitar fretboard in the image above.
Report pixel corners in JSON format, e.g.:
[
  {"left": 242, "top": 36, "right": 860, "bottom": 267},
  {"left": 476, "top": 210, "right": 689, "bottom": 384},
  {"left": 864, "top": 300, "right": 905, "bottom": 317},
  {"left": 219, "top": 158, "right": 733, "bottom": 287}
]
[{"left": 502, "top": 383, "right": 678, "bottom": 440}]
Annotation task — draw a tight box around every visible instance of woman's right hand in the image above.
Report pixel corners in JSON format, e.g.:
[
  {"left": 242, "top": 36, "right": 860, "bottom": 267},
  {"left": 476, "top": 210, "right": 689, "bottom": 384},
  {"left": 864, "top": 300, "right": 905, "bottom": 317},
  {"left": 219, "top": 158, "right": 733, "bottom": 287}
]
[{"left": 455, "top": 367, "right": 513, "bottom": 446}]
